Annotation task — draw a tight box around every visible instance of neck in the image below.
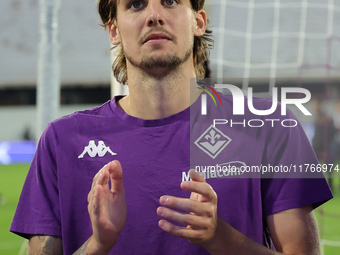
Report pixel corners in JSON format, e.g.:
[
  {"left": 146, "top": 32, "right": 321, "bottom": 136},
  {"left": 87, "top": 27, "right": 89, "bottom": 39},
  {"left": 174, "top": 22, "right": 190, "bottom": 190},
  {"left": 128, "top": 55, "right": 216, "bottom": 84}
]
[{"left": 118, "top": 61, "right": 202, "bottom": 119}]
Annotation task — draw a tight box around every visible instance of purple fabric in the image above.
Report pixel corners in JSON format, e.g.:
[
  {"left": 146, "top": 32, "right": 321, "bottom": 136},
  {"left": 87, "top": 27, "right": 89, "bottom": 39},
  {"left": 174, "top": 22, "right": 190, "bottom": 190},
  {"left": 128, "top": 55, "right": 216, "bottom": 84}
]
[{"left": 11, "top": 95, "right": 333, "bottom": 254}]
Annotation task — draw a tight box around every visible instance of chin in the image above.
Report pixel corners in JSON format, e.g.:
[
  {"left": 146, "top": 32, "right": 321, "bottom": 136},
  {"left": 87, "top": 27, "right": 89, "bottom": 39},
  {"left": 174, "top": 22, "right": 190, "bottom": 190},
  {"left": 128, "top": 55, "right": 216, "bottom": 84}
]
[
  {"left": 140, "top": 55, "right": 182, "bottom": 70},
  {"left": 126, "top": 48, "right": 192, "bottom": 75}
]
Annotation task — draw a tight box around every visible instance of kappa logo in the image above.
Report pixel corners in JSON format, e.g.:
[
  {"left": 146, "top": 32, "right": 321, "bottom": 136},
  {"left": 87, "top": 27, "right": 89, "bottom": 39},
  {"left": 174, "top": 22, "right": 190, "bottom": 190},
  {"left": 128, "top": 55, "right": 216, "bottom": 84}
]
[
  {"left": 194, "top": 125, "right": 231, "bottom": 159},
  {"left": 78, "top": 140, "right": 117, "bottom": 159}
]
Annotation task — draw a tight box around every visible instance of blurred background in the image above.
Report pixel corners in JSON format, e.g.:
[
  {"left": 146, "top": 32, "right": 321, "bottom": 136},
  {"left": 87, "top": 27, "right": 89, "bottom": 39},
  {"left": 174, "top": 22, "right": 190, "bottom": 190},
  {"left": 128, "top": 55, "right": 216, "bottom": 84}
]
[{"left": 0, "top": 0, "right": 339, "bottom": 254}]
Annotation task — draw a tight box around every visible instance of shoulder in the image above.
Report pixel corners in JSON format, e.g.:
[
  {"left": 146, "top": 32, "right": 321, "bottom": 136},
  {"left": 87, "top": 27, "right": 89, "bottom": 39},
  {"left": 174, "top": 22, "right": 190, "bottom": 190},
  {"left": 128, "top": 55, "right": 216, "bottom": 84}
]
[
  {"left": 38, "top": 100, "right": 116, "bottom": 144},
  {"left": 49, "top": 100, "right": 115, "bottom": 129},
  {"left": 56, "top": 100, "right": 113, "bottom": 123}
]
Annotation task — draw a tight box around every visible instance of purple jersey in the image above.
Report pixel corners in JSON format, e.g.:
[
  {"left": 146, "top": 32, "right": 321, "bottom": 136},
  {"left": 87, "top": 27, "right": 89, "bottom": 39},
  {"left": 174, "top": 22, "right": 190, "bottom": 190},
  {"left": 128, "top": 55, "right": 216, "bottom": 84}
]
[{"left": 11, "top": 94, "right": 333, "bottom": 254}]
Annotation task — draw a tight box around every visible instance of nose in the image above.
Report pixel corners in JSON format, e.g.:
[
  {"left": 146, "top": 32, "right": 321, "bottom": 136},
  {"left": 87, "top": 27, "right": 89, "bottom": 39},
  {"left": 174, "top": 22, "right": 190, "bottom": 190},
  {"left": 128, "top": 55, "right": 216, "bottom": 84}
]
[{"left": 145, "top": 1, "right": 165, "bottom": 26}]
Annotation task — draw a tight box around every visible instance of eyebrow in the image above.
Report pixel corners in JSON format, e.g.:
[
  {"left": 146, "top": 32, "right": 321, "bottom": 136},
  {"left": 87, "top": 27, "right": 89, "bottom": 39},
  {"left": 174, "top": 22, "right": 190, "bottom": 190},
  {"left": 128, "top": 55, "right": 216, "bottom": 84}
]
[
  {"left": 119, "top": 0, "right": 136, "bottom": 7},
  {"left": 116, "top": 0, "right": 129, "bottom": 9},
  {"left": 120, "top": 0, "right": 134, "bottom": 4}
]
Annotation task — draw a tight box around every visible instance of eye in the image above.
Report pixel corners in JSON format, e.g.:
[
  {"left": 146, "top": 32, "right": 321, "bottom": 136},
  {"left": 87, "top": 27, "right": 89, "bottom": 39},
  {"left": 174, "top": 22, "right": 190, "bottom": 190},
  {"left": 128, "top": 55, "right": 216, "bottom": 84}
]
[
  {"left": 129, "top": 1, "right": 144, "bottom": 10},
  {"left": 163, "top": 0, "right": 178, "bottom": 7}
]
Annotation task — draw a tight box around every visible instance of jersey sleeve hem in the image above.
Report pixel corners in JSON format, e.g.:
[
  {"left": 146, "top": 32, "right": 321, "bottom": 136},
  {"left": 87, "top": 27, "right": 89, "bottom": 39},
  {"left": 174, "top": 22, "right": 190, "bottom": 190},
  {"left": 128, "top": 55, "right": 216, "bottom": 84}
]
[
  {"left": 265, "top": 191, "right": 333, "bottom": 216},
  {"left": 10, "top": 223, "right": 61, "bottom": 239}
]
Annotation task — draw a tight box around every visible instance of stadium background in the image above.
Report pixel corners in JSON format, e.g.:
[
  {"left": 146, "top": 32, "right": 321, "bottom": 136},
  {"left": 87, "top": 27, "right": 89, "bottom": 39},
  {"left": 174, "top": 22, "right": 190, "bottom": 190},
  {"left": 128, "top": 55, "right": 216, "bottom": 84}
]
[{"left": 0, "top": 0, "right": 339, "bottom": 254}]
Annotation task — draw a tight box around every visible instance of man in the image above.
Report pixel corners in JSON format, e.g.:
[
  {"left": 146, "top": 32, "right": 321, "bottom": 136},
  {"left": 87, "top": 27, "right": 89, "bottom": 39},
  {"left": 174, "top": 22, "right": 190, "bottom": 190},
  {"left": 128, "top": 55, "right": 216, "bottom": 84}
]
[{"left": 11, "top": 0, "right": 333, "bottom": 254}]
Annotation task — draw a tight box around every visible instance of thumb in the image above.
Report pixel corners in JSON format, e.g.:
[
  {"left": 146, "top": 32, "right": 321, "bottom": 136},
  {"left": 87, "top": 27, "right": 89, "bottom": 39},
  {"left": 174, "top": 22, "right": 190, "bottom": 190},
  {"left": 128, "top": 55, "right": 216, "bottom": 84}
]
[
  {"left": 188, "top": 169, "right": 206, "bottom": 182},
  {"left": 108, "top": 160, "right": 125, "bottom": 193}
]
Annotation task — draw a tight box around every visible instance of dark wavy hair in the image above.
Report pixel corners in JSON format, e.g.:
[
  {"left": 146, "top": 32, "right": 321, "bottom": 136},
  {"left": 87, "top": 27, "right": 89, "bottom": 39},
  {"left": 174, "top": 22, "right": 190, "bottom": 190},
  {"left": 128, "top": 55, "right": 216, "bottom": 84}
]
[{"left": 98, "top": 0, "right": 213, "bottom": 84}]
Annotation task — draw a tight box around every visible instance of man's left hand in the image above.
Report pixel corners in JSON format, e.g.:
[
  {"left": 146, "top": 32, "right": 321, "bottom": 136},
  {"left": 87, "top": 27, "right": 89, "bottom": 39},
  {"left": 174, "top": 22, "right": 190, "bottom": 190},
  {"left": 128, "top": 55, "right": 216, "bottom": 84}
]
[{"left": 157, "top": 169, "right": 218, "bottom": 248}]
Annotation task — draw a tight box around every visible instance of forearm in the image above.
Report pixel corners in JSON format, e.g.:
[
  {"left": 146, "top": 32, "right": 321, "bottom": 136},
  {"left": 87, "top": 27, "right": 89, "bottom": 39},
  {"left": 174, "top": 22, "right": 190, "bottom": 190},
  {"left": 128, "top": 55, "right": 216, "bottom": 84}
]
[
  {"left": 28, "top": 235, "right": 63, "bottom": 255},
  {"left": 72, "top": 235, "right": 113, "bottom": 255},
  {"left": 201, "top": 218, "right": 278, "bottom": 255},
  {"left": 203, "top": 218, "right": 312, "bottom": 255}
]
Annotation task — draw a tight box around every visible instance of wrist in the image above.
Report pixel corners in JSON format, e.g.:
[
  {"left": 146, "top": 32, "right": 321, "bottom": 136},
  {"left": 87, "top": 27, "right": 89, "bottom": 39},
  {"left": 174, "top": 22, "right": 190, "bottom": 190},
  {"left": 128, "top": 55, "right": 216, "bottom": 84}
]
[
  {"left": 202, "top": 218, "right": 231, "bottom": 255},
  {"left": 85, "top": 235, "right": 115, "bottom": 255}
]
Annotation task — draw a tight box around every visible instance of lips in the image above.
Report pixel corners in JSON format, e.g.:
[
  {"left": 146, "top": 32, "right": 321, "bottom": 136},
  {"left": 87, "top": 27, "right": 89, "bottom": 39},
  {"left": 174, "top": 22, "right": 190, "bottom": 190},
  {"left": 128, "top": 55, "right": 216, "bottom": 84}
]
[{"left": 143, "top": 33, "right": 172, "bottom": 44}]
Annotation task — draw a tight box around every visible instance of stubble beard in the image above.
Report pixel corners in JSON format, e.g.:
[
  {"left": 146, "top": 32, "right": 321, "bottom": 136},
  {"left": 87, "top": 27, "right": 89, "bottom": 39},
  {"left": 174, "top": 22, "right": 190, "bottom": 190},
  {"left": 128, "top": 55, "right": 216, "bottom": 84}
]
[{"left": 124, "top": 46, "right": 193, "bottom": 78}]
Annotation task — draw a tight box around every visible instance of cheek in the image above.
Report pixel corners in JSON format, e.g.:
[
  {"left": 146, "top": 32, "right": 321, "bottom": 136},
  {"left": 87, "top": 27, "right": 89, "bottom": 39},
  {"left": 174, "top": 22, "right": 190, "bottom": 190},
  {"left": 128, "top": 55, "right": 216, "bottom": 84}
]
[
  {"left": 175, "top": 13, "right": 196, "bottom": 42},
  {"left": 117, "top": 16, "right": 142, "bottom": 42},
  {"left": 118, "top": 28, "right": 139, "bottom": 52},
  {"left": 179, "top": 24, "right": 195, "bottom": 47}
]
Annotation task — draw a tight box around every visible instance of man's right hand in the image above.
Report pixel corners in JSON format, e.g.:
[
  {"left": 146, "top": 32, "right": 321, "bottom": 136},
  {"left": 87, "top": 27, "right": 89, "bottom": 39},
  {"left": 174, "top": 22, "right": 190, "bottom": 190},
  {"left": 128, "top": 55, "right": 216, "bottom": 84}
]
[{"left": 84, "top": 160, "right": 127, "bottom": 254}]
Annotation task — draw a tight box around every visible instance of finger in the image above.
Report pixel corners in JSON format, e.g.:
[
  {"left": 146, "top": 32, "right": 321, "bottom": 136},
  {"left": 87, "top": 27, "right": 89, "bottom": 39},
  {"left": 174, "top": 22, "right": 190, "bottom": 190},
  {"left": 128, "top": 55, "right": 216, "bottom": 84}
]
[
  {"left": 108, "top": 160, "right": 125, "bottom": 193},
  {"left": 91, "top": 163, "right": 109, "bottom": 191},
  {"left": 88, "top": 165, "right": 108, "bottom": 203},
  {"left": 185, "top": 170, "right": 207, "bottom": 201},
  {"left": 158, "top": 219, "right": 204, "bottom": 240},
  {"left": 88, "top": 183, "right": 100, "bottom": 214},
  {"left": 87, "top": 190, "right": 92, "bottom": 203},
  {"left": 88, "top": 161, "right": 124, "bottom": 206},
  {"left": 97, "top": 167, "right": 110, "bottom": 187},
  {"left": 181, "top": 181, "right": 217, "bottom": 203},
  {"left": 89, "top": 167, "right": 110, "bottom": 205},
  {"left": 157, "top": 206, "right": 210, "bottom": 229},
  {"left": 159, "top": 196, "right": 210, "bottom": 216},
  {"left": 91, "top": 183, "right": 111, "bottom": 219},
  {"left": 188, "top": 169, "right": 206, "bottom": 182},
  {"left": 92, "top": 184, "right": 103, "bottom": 216}
]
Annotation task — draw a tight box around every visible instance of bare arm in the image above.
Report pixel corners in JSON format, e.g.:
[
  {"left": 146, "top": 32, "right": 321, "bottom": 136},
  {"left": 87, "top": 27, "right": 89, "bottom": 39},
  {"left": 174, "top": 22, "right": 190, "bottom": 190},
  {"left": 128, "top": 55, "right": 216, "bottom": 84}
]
[
  {"left": 72, "top": 236, "right": 113, "bottom": 255},
  {"left": 28, "top": 235, "right": 63, "bottom": 255},
  {"left": 28, "top": 161, "right": 126, "bottom": 255},
  {"left": 206, "top": 206, "right": 320, "bottom": 255},
  {"left": 157, "top": 170, "right": 321, "bottom": 255},
  {"left": 267, "top": 205, "right": 320, "bottom": 254}
]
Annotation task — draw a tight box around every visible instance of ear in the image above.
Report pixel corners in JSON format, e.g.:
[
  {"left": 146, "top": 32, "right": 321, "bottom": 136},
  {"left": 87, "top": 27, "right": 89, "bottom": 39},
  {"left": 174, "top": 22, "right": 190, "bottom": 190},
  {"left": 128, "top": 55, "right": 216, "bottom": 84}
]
[
  {"left": 109, "top": 21, "right": 121, "bottom": 45},
  {"left": 194, "top": 9, "right": 207, "bottom": 37}
]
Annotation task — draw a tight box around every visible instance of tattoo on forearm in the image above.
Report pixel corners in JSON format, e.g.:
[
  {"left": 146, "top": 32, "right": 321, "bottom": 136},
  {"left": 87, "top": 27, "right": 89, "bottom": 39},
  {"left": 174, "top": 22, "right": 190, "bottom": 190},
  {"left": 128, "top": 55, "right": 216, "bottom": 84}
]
[
  {"left": 28, "top": 235, "right": 62, "bottom": 255},
  {"left": 42, "top": 236, "right": 58, "bottom": 252},
  {"left": 72, "top": 238, "right": 90, "bottom": 255}
]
